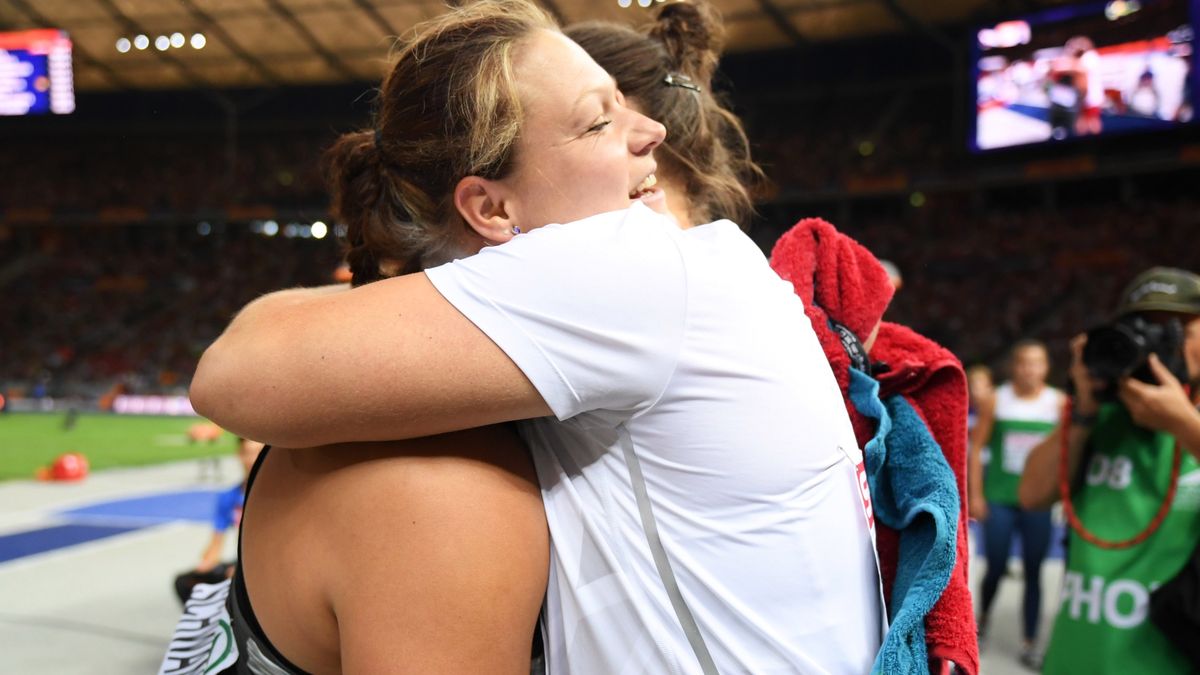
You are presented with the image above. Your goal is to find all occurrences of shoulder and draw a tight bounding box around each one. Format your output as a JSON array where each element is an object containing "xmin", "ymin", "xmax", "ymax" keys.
[
  {"xmin": 473, "ymin": 203, "xmax": 680, "ymax": 261},
  {"xmin": 426, "ymin": 204, "xmax": 686, "ymax": 298}
]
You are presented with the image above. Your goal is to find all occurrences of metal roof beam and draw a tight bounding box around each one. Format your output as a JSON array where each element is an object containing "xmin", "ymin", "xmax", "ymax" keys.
[
  {"xmin": 755, "ymin": 0, "xmax": 808, "ymax": 47},
  {"xmin": 263, "ymin": 0, "xmax": 360, "ymax": 80},
  {"xmin": 877, "ymin": 0, "xmax": 957, "ymax": 53},
  {"xmin": 176, "ymin": 0, "xmax": 285, "ymax": 86},
  {"xmin": 350, "ymin": 0, "xmax": 400, "ymax": 38}
]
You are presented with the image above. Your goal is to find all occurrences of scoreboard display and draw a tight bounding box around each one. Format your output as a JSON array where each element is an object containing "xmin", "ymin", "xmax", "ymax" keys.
[{"xmin": 0, "ymin": 29, "xmax": 75, "ymax": 116}]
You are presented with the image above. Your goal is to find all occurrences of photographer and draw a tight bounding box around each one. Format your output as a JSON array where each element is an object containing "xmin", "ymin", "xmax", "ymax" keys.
[{"xmin": 1019, "ymin": 267, "xmax": 1200, "ymax": 675}]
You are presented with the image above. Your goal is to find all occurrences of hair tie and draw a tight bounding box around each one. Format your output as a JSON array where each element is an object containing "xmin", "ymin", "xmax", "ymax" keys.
[{"xmin": 664, "ymin": 73, "xmax": 701, "ymax": 92}]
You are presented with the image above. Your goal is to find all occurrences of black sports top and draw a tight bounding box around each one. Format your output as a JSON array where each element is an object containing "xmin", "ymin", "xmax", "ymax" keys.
[{"xmin": 228, "ymin": 447, "xmax": 310, "ymax": 675}]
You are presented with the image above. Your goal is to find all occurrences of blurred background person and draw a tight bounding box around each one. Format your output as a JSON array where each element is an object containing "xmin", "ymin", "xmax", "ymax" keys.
[
  {"xmin": 172, "ymin": 437, "xmax": 264, "ymax": 605},
  {"xmin": 968, "ymin": 364, "xmax": 996, "ymax": 438},
  {"xmin": 880, "ymin": 259, "xmax": 903, "ymax": 292},
  {"xmin": 969, "ymin": 339, "xmax": 1064, "ymax": 668},
  {"xmin": 1070, "ymin": 36, "xmax": 1105, "ymax": 135}
]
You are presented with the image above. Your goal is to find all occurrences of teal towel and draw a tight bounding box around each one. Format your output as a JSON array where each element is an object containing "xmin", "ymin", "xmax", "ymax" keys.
[{"xmin": 849, "ymin": 368, "xmax": 960, "ymax": 675}]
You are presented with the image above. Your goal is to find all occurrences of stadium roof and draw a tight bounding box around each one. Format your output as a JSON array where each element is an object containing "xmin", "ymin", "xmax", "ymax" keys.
[{"xmin": 1, "ymin": 0, "xmax": 1011, "ymax": 91}]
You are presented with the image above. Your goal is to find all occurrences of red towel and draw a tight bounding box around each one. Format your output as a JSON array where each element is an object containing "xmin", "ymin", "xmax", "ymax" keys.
[{"xmin": 769, "ymin": 218, "xmax": 979, "ymax": 675}]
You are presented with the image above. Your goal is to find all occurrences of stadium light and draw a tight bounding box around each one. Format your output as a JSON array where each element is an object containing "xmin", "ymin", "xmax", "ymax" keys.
[
  {"xmin": 155, "ymin": 35, "xmax": 170, "ymax": 51},
  {"xmin": 197, "ymin": 222, "xmax": 212, "ymax": 236},
  {"xmin": 191, "ymin": 33, "xmax": 207, "ymax": 49},
  {"xmin": 134, "ymin": 34, "xmax": 149, "ymax": 50},
  {"xmin": 638, "ymin": 0, "xmax": 652, "ymax": 6},
  {"xmin": 311, "ymin": 221, "xmax": 328, "ymax": 239},
  {"xmin": 116, "ymin": 37, "xmax": 131, "ymax": 53},
  {"xmin": 263, "ymin": 220, "xmax": 279, "ymax": 237},
  {"xmin": 170, "ymin": 32, "xmax": 185, "ymax": 49},
  {"xmin": 618, "ymin": 0, "xmax": 632, "ymax": 7}
]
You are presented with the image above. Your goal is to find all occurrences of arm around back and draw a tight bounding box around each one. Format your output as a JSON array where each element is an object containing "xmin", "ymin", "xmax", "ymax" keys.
[
  {"xmin": 191, "ymin": 206, "xmax": 687, "ymax": 448},
  {"xmin": 190, "ymin": 272, "xmax": 550, "ymax": 447},
  {"xmin": 1018, "ymin": 425, "xmax": 1065, "ymax": 510}
]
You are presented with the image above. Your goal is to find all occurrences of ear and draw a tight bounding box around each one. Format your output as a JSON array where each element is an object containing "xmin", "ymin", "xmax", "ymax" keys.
[{"xmin": 454, "ymin": 176, "xmax": 517, "ymax": 243}]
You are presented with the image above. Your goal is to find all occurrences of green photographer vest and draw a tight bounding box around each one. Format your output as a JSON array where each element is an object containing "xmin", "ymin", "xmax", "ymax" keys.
[{"xmin": 1042, "ymin": 404, "xmax": 1200, "ymax": 675}]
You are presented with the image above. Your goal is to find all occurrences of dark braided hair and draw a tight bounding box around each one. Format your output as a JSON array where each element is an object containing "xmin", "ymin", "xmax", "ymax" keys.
[{"xmin": 566, "ymin": 1, "xmax": 765, "ymax": 226}]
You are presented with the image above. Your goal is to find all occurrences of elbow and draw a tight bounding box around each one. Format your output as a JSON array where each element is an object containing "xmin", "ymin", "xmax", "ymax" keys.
[
  {"xmin": 1016, "ymin": 483, "xmax": 1036, "ymax": 511},
  {"xmin": 1017, "ymin": 478, "xmax": 1053, "ymax": 511},
  {"xmin": 190, "ymin": 340, "xmax": 241, "ymax": 432},
  {"xmin": 190, "ymin": 337, "xmax": 314, "ymax": 448},
  {"xmin": 190, "ymin": 339, "xmax": 276, "ymax": 444}
]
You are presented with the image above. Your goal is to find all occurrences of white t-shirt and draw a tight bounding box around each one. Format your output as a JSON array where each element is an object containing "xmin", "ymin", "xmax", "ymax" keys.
[
  {"xmin": 426, "ymin": 203, "xmax": 882, "ymax": 674},
  {"xmin": 991, "ymin": 382, "xmax": 1064, "ymax": 474},
  {"xmin": 994, "ymin": 382, "xmax": 1064, "ymax": 425}
]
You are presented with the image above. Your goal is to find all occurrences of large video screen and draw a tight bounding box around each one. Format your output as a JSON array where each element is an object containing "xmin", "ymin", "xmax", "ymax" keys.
[
  {"xmin": 0, "ymin": 29, "xmax": 75, "ymax": 116},
  {"xmin": 972, "ymin": 0, "xmax": 1197, "ymax": 151}
]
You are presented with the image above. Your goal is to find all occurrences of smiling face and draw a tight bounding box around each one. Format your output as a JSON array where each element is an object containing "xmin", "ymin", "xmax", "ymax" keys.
[
  {"xmin": 1012, "ymin": 343, "xmax": 1050, "ymax": 394},
  {"xmin": 496, "ymin": 30, "xmax": 667, "ymax": 231}
]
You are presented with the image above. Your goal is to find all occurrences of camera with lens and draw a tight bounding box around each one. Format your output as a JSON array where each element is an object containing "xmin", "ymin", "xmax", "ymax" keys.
[{"xmin": 1082, "ymin": 315, "xmax": 1188, "ymax": 399}]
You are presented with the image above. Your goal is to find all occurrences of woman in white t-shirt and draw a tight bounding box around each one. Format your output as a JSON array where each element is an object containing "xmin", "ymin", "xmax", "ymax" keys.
[{"xmin": 192, "ymin": 1, "xmax": 883, "ymax": 673}]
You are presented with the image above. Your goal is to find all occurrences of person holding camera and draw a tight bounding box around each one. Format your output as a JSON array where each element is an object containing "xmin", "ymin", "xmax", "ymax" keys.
[{"xmin": 1019, "ymin": 267, "xmax": 1200, "ymax": 675}]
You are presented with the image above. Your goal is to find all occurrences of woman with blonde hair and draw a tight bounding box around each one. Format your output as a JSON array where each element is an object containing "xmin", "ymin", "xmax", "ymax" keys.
[{"xmin": 187, "ymin": 1, "xmax": 883, "ymax": 673}]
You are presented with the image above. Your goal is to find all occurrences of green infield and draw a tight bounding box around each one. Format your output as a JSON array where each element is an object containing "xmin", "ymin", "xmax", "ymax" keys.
[{"xmin": 0, "ymin": 413, "xmax": 235, "ymax": 481}]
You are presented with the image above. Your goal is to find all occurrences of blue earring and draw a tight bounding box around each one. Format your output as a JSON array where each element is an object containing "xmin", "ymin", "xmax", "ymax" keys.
[{"xmin": 511, "ymin": 226, "xmax": 522, "ymax": 235}]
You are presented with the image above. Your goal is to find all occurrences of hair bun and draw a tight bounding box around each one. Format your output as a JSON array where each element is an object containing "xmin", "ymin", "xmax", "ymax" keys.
[{"xmin": 649, "ymin": 1, "xmax": 724, "ymax": 84}]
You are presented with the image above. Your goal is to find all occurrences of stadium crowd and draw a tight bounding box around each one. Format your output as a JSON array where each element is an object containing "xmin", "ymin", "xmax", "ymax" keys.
[
  {"xmin": 0, "ymin": 225, "xmax": 340, "ymax": 400},
  {"xmin": 2, "ymin": 189, "xmax": 1195, "ymax": 401},
  {"xmin": 2, "ymin": 65, "xmax": 1194, "ymax": 401},
  {"xmin": 0, "ymin": 133, "xmax": 330, "ymax": 213}
]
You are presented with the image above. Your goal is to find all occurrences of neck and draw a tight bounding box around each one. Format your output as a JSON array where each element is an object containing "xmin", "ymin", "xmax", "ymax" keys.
[
  {"xmin": 1014, "ymin": 382, "xmax": 1044, "ymax": 398},
  {"xmin": 659, "ymin": 176, "xmax": 695, "ymax": 230}
]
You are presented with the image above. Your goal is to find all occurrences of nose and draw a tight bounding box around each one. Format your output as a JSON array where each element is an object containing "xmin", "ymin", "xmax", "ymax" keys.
[{"xmin": 628, "ymin": 110, "xmax": 666, "ymax": 157}]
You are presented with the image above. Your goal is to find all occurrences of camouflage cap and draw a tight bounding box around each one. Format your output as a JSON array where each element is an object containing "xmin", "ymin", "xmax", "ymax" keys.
[{"xmin": 1116, "ymin": 267, "xmax": 1200, "ymax": 317}]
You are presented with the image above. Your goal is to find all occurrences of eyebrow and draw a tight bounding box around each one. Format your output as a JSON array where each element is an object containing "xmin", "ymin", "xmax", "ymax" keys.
[{"xmin": 570, "ymin": 77, "xmax": 617, "ymax": 119}]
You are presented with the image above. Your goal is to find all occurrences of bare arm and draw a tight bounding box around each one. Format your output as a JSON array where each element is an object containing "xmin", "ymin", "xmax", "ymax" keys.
[
  {"xmin": 190, "ymin": 273, "xmax": 551, "ymax": 447},
  {"xmin": 1018, "ymin": 423, "xmax": 1093, "ymax": 510},
  {"xmin": 967, "ymin": 398, "xmax": 994, "ymax": 521},
  {"xmin": 1019, "ymin": 334, "xmax": 1097, "ymax": 509},
  {"xmin": 195, "ymin": 531, "xmax": 225, "ymax": 573}
]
